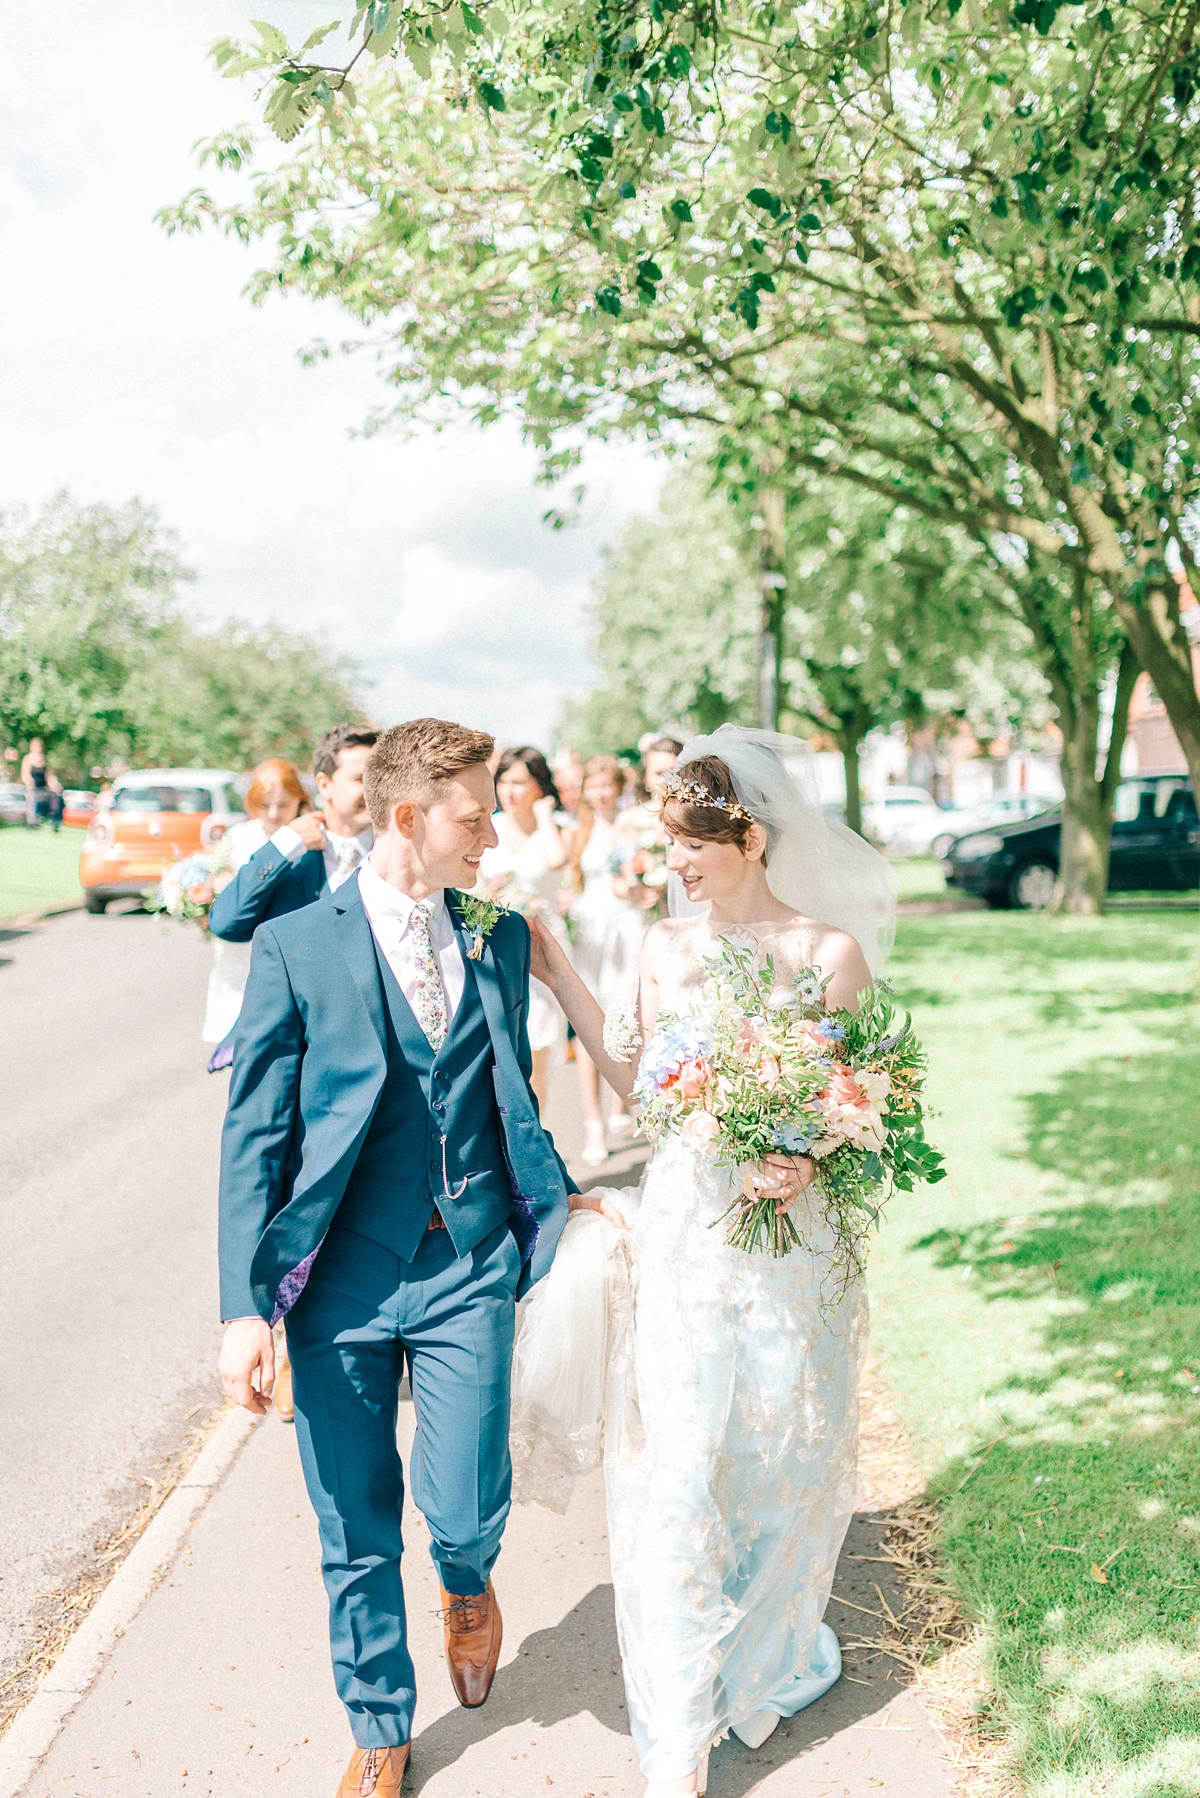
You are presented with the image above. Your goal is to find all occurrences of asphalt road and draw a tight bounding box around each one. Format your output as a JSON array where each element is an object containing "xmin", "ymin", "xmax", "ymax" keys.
[{"xmin": 0, "ymin": 907, "xmax": 228, "ymax": 1677}]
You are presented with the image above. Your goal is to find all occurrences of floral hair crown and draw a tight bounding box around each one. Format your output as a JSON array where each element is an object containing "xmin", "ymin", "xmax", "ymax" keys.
[{"xmin": 658, "ymin": 768, "xmax": 755, "ymax": 825}]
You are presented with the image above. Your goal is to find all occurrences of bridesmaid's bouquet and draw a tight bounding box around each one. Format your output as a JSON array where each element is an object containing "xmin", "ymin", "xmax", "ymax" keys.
[
  {"xmin": 610, "ymin": 830, "xmax": 670, "ymax": 911},
  {"xmin": 634, "ymin": 934, "xmax": 945, "ymax": 1263},
  {"xmin": 145, "ymin": 848, "xmax": 233, "ymax": 930}
]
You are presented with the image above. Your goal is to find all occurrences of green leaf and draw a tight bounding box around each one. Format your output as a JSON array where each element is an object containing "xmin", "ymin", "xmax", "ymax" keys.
[
  {"xmin": 251, "ymin": 20, "xmax": 289, "ymax": 57},
  {"xmin": 478, "ymin": 80, "xmax": 505, "ymax": 112},
  {"xmin": 596, "ymin": 283, "xmax": 623, "ymax": 316},
  {"xmin": 670, "ymin": 198, "xmax": 694, "ymax": 222},
  {"xmin": 300, "ymin": 21, "xmax": 340, "ymax": 53},
  {"xmin": 460, "ymin": 3, "xmax": 486, "ymax": 35},
  {"xmin": 748, "ymin": 187, "xmax": 783, "ymax": 219}
]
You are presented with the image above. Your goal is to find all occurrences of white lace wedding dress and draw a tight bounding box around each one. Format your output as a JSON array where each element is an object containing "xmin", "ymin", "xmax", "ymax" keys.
[{"xmin": 511, "ymin": 920, "xmax": 867, "ymax": 1783}]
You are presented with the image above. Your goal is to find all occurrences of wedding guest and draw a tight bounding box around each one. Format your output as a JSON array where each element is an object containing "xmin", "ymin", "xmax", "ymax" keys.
[
  {"xmin": 479, "ymin": 747, "xmax": 568, "ymax": 1114},
  {"xmin": 20, "ymin": 738, "xmax": 61, "ymax": 828},
  {"xmin": 208, "ymin": 727, "xmax": 376, "ymax": 1426},
  {"xmin": 551, "ymin": 750, "xmax": 584, "ymax": 823},
  {"xmin": 566, "ymin": 753, "xmax": 649, "ymax": 1164},
  {"xmin": 201, "ymin": 758, "xmax": 313, "ymax": 1049},
  {"xmin": 208, "ymin": 722, "xmax": 377, "ymax": 946},
  {"xmin": 612, "ymin": 737, "xmax": 684, "ymax": 922},
  {"xmin": 638, "ymin": 736, "xmax": 685, "ymax": 810}
]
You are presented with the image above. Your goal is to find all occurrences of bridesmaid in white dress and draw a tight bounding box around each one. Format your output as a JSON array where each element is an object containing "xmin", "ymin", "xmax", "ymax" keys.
[
  {"xmin": 201, "ymin": 758, "xmax": 313, "ymax": 1044},
  {"xmin": 567, "ymin": 753, "xmax": 652, "ymax": 1165},
  {"xmin": 478, "ymin": 746, "xmax": 568, "ymax": 1113},
  {"xmin": 519, "ymin": 728, "xmax": 897, "ymax": 1797}
]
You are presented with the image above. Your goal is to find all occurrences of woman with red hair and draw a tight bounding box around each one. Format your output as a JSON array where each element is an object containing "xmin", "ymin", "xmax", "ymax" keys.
[{"xmin": 201, "ymin": 758, "xmax": 312, "ymax": 1047}]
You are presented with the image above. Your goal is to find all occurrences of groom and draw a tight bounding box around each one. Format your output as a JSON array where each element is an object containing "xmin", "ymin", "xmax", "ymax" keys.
[{"xmin": 218, "ymin": 718, "xmax": 577, "ymax": 1797}]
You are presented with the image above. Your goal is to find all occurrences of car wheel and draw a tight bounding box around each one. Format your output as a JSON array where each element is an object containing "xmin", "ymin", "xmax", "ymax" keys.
[
  {"xmin": 83, "ymin": 890, "xmax": 109, "ymax": 914},
  {"xmin": 1007, "ymin": 861, "xmax": 1057, "ymax": 910}
]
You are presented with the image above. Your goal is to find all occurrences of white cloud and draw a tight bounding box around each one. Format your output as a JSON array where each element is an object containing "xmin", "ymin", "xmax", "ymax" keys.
[{"xmin": 0, "ymin": 0, "xmax": 663, "ymax": 748}]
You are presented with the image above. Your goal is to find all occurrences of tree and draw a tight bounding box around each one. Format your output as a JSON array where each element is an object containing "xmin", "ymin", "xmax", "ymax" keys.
[
  {"xmin": 770, "ymin": 480, "xmax": 1052, "ymax": 836},
  {"xmin": 563, "ymin": 472, "xmax": 759, "ymax": 754},
  {"xmin": 0, "ymin": 492, "xmax": 364, "ymax": 780},
  {"xmin": 0, "ymin": 492, "xmax": 186, "ymax": 778},
  {"xmin": 578, "ymin": 460, "xmax": 1045, "ymax": 832},
  {"xmin": 165, "ymin": 0, "xmax": 1200, "ymax": 905}
]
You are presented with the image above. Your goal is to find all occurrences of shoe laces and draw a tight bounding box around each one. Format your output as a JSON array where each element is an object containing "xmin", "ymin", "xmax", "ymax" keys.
[
  {"xmin": 442, "ymin": 1592, "xmax": 487, "ymax": 1635},
  {"xmin": 357, "ymin": 1748, "xmax": 385, "ymax": 1795}
]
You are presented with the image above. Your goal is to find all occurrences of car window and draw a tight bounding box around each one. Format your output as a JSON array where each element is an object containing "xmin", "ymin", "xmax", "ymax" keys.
[
  {"xmin": 222, "ymin": 785, "xmax": 245, "ymax": 813},
  {"xmin": 112, "ymin": 786, "xmax": 211, "ymax": 813},
  {"xmin": 1112, "ymin": 783, "xmax": 1150, "ymax": 823},
  {"xmin": 1152, "ymin": 777, "xmax": 1188, "ymax": 818},
  {"xmin": 1112, "ymin": 778, "xmax": 1193, "ymax": 823}
]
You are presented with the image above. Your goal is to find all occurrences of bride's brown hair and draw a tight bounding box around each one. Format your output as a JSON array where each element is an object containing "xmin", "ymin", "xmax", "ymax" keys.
[{"xmin": 659, "ymin": 755, "xmax": 768, "ymax": 866}]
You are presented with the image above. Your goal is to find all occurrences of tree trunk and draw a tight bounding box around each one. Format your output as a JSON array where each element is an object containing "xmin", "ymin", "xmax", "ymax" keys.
[
  {"xmin": 1113, "ymin": 582, "xmax": 1200, "ymax": 802},
  {"xmin": 835, "ymin": 712, "xmax": 869, "ymax": 837},
  {"xmin": 1051, "ymin": 680, "xmax": 1111, "ymax": 916}
]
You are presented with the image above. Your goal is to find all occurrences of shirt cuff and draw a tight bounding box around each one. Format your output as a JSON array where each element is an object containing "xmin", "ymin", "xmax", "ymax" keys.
[{"xmin": 270, "ymin": 826, "xmax": 307, "ymax": 864}]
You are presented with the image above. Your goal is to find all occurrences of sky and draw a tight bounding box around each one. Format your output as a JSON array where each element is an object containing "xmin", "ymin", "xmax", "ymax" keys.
[{"xmin": 0, "ymin": 3, "xmax": 662, "ymax": 747}]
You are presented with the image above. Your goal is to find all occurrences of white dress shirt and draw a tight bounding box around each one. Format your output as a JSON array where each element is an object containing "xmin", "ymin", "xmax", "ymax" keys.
[
  {"xmin": 356, "ymin": 861, "xmax": 467, "ymax": 1024},
  {"xmin": 272, "ymin": 822, "xmax": 374, "ymax": 891}
]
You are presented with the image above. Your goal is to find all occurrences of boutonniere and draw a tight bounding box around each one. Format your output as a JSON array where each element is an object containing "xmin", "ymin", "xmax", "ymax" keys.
[{"xmin": 454, "ymin": 891, "xmax": 510, "ymax": 961}]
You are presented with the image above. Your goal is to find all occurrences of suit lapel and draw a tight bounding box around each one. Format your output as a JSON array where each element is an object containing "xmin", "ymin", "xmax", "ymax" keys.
[
  {"xmin": 332, "ymin": 875, "xmax": 387, "ymax": 1055},
  {"xmin": 449, "ymin": 895, "xmax": 516, "ymax": 1057},
  {"xmin": 303, "ymin": 848, "xmax": 328, "ymax": 901}
]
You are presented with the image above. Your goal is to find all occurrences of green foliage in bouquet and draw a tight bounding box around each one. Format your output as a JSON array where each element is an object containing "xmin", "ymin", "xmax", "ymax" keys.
[{"xmin": 635, "ymin": 935, "xmax": 945, "ymax": 1267}]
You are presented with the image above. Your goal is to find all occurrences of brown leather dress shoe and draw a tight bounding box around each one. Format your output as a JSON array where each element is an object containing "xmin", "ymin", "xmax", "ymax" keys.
[
  {"xmin": 336, "ymin": 1745, "xmax": 409, "ymax": 1796},
  {"xmin": 440, "ymin": 1579, "xmax": 502, "ymax": 1707},
  {"xmin": 273, "ymin": 1353, "xmax": 294, "ymax": 1423}
]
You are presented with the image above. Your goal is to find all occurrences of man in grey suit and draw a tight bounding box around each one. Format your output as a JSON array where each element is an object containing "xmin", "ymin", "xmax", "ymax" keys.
[{"xmin": 218, "ymin": 719, "xmax": 578, "ymax": 1797}]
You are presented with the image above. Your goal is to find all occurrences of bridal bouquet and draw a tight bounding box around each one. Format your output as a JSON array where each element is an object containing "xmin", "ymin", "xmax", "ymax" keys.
[
  {"xmin": 145, "ymin": 848, "xmax": 233, "ymax": 930},
  {"xmin": 633, "ymin": 935, "xmax": 945, "ymax": 1264}
]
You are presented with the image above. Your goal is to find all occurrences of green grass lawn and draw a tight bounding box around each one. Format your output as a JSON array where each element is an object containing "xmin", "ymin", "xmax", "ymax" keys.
[
  {"xmin": 873, "ymin": 908, "xmax": 1200, "ymax": 1795},
  {"xmin": 0, "ymin": 824, "xmax": 85, "ymax": 918},
  {"xmin": 891, "ymin": 854, "xmax": 950, "ymax": 902}
]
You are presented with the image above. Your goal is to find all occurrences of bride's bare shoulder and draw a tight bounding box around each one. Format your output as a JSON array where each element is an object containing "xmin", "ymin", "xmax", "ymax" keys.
[{"xmin": 642, "ymin": 917, "xmax": 696, "ymax": 959}]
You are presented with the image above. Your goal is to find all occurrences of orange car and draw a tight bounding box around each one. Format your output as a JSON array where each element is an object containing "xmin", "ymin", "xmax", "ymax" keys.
[{"xmin": 79, "ymin": 768, "xmax": 244, "ymax": 914}]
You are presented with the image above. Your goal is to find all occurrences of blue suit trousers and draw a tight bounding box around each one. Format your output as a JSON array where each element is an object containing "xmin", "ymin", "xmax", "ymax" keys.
[{"xmin": 285, "ymin": 1219, "xmax": 521, "ymax": 1747}]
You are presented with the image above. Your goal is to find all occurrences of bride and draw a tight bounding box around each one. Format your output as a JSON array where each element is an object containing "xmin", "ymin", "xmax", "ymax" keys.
[{"xmin": 523, "ymin": 726, "xmax": 896, "ymax": 1797}]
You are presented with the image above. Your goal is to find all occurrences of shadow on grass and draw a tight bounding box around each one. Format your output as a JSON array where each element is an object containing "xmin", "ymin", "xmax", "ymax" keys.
[{"xmin": 913, "ymin": 1040, "xmax": 1200, "ymax": 1788}]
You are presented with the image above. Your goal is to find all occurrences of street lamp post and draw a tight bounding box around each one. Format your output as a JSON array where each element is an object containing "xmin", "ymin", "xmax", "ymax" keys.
[{"xmin": 756, "ymin": 487, "xmax": 788, "ymax": 731}]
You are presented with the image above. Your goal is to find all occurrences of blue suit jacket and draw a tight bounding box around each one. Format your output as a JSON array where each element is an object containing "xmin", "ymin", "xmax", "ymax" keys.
[
  {"xmin": 218, "ymin": 876, "xmax": 577, "ymax": 1323},
  {"xmin": 209, "ymin": 839, "xmax": 327, "ymax": 942}
]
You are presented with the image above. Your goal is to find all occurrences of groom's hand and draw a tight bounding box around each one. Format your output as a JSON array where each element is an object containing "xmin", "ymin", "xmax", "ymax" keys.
[
  {"xmin": 570, "ymin": 1190, "xmax": 629, "ymax": 1230},
  {"xmin": 219, "ymin": 1318, "xmax": 276, "ymax": 1414}
]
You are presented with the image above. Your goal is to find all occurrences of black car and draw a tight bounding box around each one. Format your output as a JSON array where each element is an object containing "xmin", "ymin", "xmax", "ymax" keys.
[{"xmin": 944, "ymin": 773, "xmax": 1200, "ymax": 909}]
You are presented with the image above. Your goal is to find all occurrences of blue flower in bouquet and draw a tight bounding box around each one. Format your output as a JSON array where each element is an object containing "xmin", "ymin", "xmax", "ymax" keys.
[
  {"xmin": 635, "ymin": 1015, "xmax": 711, "ymax": 1096},
  {"xmin": 176, "ymin": 853, "xmax": 214, "ymax": 889},
  {"xmin": 773, "ymin": 1121, "xmax": 815, "ymax": 1155},
  {"xmin": 817, "ymin": 1018, "xmax": 847, "ymax": 1041}
]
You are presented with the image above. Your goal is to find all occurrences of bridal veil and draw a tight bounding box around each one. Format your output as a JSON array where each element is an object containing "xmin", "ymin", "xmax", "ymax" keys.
[{"xmin": 668, "ymin": 724, "xmax": 896, "ymax": 979}]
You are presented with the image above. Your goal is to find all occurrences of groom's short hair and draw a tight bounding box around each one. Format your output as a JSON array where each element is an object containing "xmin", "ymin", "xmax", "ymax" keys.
[{"xmin": 365, "ymin": 718, "xmax": 495, "ymax": 830}]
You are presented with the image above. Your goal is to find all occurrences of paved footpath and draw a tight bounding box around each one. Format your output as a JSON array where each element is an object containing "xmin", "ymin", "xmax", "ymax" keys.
[{"xmin": 10, "ymin": 1060, "xmax": 955, "ymax": 1798}]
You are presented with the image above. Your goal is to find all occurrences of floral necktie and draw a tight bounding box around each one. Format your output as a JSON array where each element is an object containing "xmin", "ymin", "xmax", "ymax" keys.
[
  {"xmin": 329, "ymin": 837, "xmax": 364, "ymax": 892},
  {"xmin": 409, "ymin": 900, "xmax": 448, "ymax": 1051}
]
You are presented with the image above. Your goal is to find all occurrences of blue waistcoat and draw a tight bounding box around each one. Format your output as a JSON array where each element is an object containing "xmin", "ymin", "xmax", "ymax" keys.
[{"xmin": 335, "ymin": 934, "xmax": 512, "ymax": 1262}]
